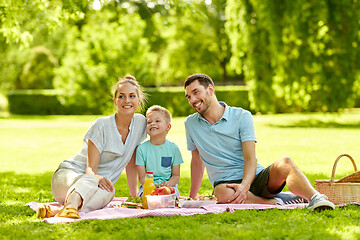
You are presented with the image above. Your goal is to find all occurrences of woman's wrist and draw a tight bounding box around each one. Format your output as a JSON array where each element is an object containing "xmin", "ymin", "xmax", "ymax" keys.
[{"xmin": 95, "ymin": 174, "xmax": 103, "ymax": 181}]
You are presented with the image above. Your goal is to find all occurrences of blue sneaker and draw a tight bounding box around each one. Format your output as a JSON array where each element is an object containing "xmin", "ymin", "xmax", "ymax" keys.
[{"xmin": 308, "ymin": 194, "xmax": 335, "ymax": 211}]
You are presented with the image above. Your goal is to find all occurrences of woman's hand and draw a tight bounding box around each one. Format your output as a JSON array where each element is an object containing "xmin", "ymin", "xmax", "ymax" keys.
[{"xmin": 98, "ymin": 177, "xmax": 115, "ymax": 192}]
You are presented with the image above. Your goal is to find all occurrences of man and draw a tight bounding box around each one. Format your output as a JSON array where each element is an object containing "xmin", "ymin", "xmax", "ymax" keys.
[{"xmin": 184, "ymin": 73, "xmax": 334, "ymax": 210}]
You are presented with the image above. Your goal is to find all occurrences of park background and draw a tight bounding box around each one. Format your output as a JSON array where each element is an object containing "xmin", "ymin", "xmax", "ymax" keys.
[
  {"xmin": 1, "ymin": 0, "xmax": 360, "ymax": 239},
  {"xmin": 1, "ymin": 0, "xmax": 360, "ymax": 115}
]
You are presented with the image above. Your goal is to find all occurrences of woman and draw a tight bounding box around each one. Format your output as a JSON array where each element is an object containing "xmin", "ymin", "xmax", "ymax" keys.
[{"xmin": 37, "ymin": 74, "xmax": 147, "ymax": 219}]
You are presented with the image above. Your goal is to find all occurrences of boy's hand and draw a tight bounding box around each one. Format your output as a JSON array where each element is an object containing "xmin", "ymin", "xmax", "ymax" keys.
[{"xmin": 160, "ymin": 181, "xmax": 170, "ymax": 187}]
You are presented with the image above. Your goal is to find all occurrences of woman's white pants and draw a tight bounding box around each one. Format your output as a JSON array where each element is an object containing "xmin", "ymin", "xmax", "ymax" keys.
[{"xmin": 51, "ymin": 168, "xmax": 115, "ymax": 212}]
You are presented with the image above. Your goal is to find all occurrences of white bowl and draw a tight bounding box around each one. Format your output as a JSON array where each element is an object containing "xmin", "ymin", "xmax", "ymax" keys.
[{"xmin": 146, "ymin": 194, "xmax": 177, "ymax": 209}]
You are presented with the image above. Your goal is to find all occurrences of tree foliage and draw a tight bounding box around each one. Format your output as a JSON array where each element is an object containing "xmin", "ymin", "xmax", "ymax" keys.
[
  {"xmin": 1, "ymin": 0, "xmax": 359, "ymax": 113},
  {"xmin": 226, "ymin": 0, "xmax": 360, "ymax": 112},
  {"xmin": 0, "ymin": 0, "xmax": 89, "ymax": 46},
  {"xmin": 157, "ymin": 0, "xmax": 233, "ymax": 84},
  {"xmin": 19, "ymin": 46, "xmax": 58, "ymax": 89},
  {"xmin": 54, "ymin": 9, "xmax": 156, "ymax": 114}
]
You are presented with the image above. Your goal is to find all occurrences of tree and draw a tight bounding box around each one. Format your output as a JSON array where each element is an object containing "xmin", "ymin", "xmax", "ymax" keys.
[
  {"xmin": 226, "ymin": 0, "xmax": 276, "ymax": 112},
  {"xmin": 0, "ymin": 0, "xmax": 90, "ymax": 46},
  {"xmin": 19, "ymin": 46, "xmax": 58, "ymax": 89},
  {"xmin": 54, "ymin": 9, "xmax": 156, "ymax": 114},
  {"xmin": 158, "ymin": 0, "xmax": 234, "ymax": 85},
  {"xmin": 226, "ymin": 0, "xmax": 360, "ymax": 112},
  {"xmin": 0, "ymin": 0, "xmax": 90, "ymax": 90}
]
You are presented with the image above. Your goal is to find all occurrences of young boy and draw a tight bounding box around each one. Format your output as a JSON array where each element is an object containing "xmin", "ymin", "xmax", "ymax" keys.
[{"xmin": 136, "ymin": 105, "xmax": 184, "ymax": 197}]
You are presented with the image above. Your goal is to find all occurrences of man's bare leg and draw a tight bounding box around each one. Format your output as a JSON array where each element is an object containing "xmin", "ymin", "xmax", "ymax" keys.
[{"xmin": 268, "ymin": 156, "xmax": 316, "ymax": 201}]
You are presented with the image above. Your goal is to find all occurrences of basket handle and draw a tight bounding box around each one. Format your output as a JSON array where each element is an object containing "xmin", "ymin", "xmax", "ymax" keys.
[{"xmin": 330, "ymin": 154, "xmax": 357, "ymax": 183}]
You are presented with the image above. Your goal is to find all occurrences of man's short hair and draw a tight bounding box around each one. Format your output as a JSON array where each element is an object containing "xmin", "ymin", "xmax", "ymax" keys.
[
  {"xmin": 146, "ymin": 105, "xmax": 172, "ymax": 123},
  {"xmin": 184, "ymin": 73, "xmax": 215, "ymax": 89}
]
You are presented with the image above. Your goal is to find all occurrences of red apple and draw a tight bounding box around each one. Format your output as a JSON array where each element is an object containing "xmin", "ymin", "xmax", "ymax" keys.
[
  {"xmin": 158, "ymin": 186, "xmax": 171, "ymax": 195},
  {"xmin": 169, "ymin": 187, "xmax": 175, "ymax": 194},
  {"xmin": 158, "ymin": 187, "xmax": 167, "ymax": 195},
  {"xmin": 150, "ymin": 188, "xmax": 159, "ymax": 195},
  {"xmin": 163, "ymin": 186, "xmax": 172, "ymax": 194}
]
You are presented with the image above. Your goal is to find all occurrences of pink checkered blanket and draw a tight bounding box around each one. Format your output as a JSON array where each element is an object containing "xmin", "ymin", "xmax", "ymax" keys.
[{"xmin": 26, "ymin": 197, "xmax": 309, "ymax": 224}]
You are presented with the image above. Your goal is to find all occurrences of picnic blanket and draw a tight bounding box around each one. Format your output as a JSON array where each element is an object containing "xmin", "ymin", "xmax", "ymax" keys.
[{"xmin": 26, "ymin": 197, "xmax": 308, "ymax": 224}]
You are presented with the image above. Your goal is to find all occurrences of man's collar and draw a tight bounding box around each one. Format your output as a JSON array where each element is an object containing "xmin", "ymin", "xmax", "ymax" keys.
[
  {"xmin": 196, "ymin": 101, "xmax": 229, "ymax": 122},
  {"xmin": 219, "ymin": 101, "xmax": 229, "ymax": 121}
]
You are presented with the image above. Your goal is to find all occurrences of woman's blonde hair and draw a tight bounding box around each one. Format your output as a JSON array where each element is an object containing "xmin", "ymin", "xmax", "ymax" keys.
[{"xmin": 114, "ymin": 74, "xmax": 147, "ymax": 112}]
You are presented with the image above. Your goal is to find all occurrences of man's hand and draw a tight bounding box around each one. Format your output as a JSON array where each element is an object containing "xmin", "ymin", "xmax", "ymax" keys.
[
  {"xmin": 98, "ymin": 177, "xmax": 115, "ymax": 192},
  {"xmin": 226, "ymin": 183, "xmax": 248, "ymax": 204}
]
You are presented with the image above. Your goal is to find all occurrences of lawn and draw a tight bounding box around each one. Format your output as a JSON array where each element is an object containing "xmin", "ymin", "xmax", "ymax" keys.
[{"xmin": 1, "ymin": 110, "xmax": 360, "ymax": 239}]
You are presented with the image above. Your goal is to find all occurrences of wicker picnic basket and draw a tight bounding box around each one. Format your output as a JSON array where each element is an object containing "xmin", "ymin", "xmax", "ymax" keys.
[{"xmin": 315, "ymin": 154, "xmax": 360, "ymax": 205}]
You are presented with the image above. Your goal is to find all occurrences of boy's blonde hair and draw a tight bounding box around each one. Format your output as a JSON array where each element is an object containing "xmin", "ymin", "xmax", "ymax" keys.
[{"xmin": 146, "ymin": 105, "xmax": 172, "ymax": 123}]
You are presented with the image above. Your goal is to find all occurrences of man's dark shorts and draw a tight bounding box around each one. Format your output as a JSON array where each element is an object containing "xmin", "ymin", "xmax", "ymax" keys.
[{"xmin": 213, "ymin": 165, "xmax": 286, "ymax": 198}]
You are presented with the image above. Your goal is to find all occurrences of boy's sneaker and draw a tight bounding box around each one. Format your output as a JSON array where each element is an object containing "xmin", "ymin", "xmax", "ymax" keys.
[{"xmin": 308, "ymin": 194, "xmax": 335, "ymax": 211}]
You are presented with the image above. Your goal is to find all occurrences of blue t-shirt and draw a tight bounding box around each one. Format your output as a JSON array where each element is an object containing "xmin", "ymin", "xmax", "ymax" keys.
[
  {"xmin": 136, "ymin": 140, "xmax": 184, "ymax": 185},
  {"xmin": 184, "ymin": 102, "xmax": 264, "ymax": 186}
]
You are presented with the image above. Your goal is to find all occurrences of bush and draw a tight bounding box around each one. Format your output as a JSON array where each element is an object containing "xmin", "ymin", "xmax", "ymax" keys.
[
  {"xmin": 7, "ymin": 87, "xmax": 250, "ymax": 116},
  {"xmin": 144, "ymin": 86, "xmax": 250, "ymax": 117},
  {"xmin": 19, "ymin": 46, "xmax": 58, "ymax": 89},
  {"xmin": 144, "ymin": 87, "xmax": 193, "ymax": 117},
  {"xmin": 7, "ymin": 90, "xmax": 64, "ymax": 115},
  {"xmin": 0, "ymin": 92, "xmax": 8, "ymax": 112},
  {"xmin": 215, "ymin": 85, "xmax": 250, "ymax": 111},
  {"xmin": 7, "ymin": 90, "xmax": 100, "ymax": 115}
]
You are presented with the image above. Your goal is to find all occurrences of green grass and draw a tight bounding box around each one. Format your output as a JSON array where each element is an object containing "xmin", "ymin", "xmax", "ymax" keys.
[{"xmin": 1, "ymin": 110, "xmax": 360, "ymax": 239}]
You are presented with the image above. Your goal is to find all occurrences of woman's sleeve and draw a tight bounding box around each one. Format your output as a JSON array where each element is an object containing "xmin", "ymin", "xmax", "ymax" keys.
[
  {"xmin": 135, "ymin": 114, "xmax": 147, "ymax": 145},
  {"xmin": 84, "ymin": 119, "xmax": 104, "ymax": 153}
]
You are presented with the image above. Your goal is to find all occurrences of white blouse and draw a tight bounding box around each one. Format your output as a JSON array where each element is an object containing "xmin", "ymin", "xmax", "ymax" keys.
[{"xmin": 59, "ymin": 113, "xmax": 146, "ymax": 184}]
